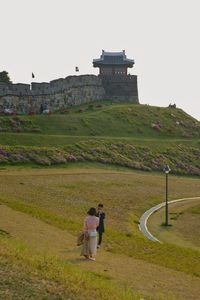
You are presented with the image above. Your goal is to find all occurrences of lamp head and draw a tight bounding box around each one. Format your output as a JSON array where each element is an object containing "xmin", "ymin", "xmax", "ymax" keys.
[{"xmin": 163, "ymin": 165, "xmax": 171, "ymax": 174}]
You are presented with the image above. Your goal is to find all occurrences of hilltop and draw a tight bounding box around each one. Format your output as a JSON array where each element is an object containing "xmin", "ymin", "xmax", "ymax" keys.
[{"xmin": 1, "ymin": 102, "xmax": 199, "ymax": 138}]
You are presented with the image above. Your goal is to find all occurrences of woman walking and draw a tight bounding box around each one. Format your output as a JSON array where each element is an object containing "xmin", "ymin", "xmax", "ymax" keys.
[{"xmin": 81, "ymin": 207, "xmax": 99, "ymax": 261}]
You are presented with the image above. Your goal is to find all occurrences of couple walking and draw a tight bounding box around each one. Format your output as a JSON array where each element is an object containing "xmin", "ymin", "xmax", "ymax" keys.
[{"xmin": 81, "ymin": 204, "xmax": 105, "ymax": 261}]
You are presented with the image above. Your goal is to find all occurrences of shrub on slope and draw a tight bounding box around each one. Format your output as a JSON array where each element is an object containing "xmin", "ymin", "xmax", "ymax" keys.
[{"xmin": 0, "ymin": 141, "xmax": 199, "ymax": 176}]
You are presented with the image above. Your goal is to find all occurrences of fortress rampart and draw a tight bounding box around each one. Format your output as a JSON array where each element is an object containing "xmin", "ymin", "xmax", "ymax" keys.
[
  {"xmin": 100, "ymin": 75, "xmax": 138, "ymax": 103},
  {"xmin": 0, "ymin": 74, "xmax": 139, "ymax": 114}
]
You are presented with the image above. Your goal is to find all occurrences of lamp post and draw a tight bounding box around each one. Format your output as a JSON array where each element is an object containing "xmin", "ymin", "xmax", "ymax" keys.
[{"xmin": 163, "ymin": 165, "xmax": 171, "ymax": 226}]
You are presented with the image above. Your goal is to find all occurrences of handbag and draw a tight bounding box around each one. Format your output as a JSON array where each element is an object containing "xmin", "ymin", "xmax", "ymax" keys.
[{"xmin": 77, "ymin": 232, "xmax": 84, "ymax": 246}]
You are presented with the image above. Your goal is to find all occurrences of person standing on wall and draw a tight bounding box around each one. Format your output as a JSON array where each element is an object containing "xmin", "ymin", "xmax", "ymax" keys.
[{"xmin": 96, "ymin": 204, "xmax": 105, "ymax": 248}]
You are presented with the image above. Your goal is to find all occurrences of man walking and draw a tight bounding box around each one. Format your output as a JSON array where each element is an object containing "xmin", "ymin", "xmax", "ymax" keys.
[{"xmin": 96, "ymin": 204, "xmax": 105, "ymax": 248}]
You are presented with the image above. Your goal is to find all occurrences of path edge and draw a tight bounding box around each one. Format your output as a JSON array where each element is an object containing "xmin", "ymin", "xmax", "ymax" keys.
[{"xmin": 138, "ymin": 197, "xmax": 200, "ymax": 243}]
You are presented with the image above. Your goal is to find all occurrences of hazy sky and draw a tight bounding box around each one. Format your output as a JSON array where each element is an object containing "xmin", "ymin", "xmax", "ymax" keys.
[{"xmin": 1, "ymin": 0, "xmax": 200, "ymax": 120}]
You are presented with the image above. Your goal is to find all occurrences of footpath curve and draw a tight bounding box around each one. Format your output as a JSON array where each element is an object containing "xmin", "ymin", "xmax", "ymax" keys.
[{"xmin": 139, "ymin": 197, "xmax": 200, "ymax": 243}]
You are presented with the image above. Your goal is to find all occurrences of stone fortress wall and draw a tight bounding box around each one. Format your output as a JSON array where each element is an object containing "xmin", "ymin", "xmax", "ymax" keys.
[
  {"xmin": 0, "ymin": 74, "xmax": 139, "ymax": 114},
  {"xmin": 100, "ymin": 75, "xmax": 138, "ymax": 103}
]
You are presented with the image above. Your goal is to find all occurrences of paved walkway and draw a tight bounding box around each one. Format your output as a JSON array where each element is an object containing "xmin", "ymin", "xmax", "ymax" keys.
[{"xmin": 139, "ymin": 197, "xmax": 200, "ymax": 242}]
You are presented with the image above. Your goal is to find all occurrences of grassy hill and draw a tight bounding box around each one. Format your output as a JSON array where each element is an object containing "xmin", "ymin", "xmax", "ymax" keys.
[
  {"xmin": 0, "ymin": 102, "xmax": 199, "ymax": 139},
  {"xmin": 0, "ymin": 102, "xmax": 200, "ymax": 299},
  {"xmin": 0, "ymin": 102, "xmax": 199, "ymax": 176}
]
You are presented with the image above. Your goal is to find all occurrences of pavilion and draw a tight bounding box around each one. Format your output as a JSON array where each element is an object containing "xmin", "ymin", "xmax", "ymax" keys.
[{"xmin": 93, "ymin": 50, "xmax": 135, "ymax": 76}]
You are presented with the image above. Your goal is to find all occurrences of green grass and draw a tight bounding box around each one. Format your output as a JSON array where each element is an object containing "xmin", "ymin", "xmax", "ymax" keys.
[
  {"xmin": 0, "ymin": 102, "xmax": 199, "ymax": 298},
  {"xmin": 0, "ymin": 167, "xmax": 199, "ymax": 277},
  {"xmin": 0, "ymin": 236, "xmax": 141, "ymax": 300},
  {"xmin": 2, "ymin": 199, "xmax": 200, "ymax": 278},
  {"xmin": 0, "ymin": 139, "xmax": 199, "ymax": 175},
  {"xmin": 0, "ymin": 102, "xmax": 199, "ymax": 176},
  {"xmin": 0, "ymin": 102, "xmax": 199, "ymax": 139},
  {"xmin": 148, "ymin": 199, "xmax": 200, "ymax": 251},
  {"xmin": 0, "ymin": 132, "xmax": 200, "ymax": 148},
  {"xmin": 28, "ymin": 104, "xmax": 200, "ymax": 137},
  {"xmin": 0, "ymin": 166, "xmax": 200, "ymax": 299},
  {"xmin": 0, "ymin": 199, "xmax": 80, "ymax": 232},
  {"xmin": 190, "ymin": 204, "xmax": 200, "ymax": 214}
]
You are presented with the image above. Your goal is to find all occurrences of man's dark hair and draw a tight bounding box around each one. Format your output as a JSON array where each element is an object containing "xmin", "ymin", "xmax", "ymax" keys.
[
  {"xmin": 87, "ymin": 207, "xmax": 97, "ymax": 216},
  {"xmin": 98, "ymin": 203, "xmax": 103, "ymax": 208}
]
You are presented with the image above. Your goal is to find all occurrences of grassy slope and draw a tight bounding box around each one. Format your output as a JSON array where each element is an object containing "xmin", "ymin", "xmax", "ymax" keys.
[
  {"xmin": 0, "ymin": 168, "xmax": 199, "ymax": 267},
  {"xmin": 0, "ymin": 167, "xmax": 200, "ymax": 299},
  {"xmin": 0, "ymin": 102, "xmax": 200, "ymax": 298},
  {"xmin": 0, "ymin": 203, "xmax": 140, "ymax": 300},
  {"xmin": 0, "ymin": 102, "xmax": 200, "ymax": 140},
  {"xmin": 0, "ymin": 102, "xmax": 199, "ymax": 176},
  {"xmin": 31, "ymin": 104, "xmax": 200, "ymax": 137}
]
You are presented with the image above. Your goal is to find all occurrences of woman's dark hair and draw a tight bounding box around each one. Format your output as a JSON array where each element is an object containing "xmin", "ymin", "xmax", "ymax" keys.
[
  {"xmin": 98, "ymin": 203, "xmax": 103, "ymax": 208},
  {"xmin": 87, "ymin": 207, "xmax": 97, "ymax": 216}
]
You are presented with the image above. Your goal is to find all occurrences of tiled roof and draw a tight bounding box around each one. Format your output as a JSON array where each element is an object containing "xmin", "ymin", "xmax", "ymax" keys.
[{"xmin": 93, "ymin": 50, "xmax": 134, "ymax": 66}]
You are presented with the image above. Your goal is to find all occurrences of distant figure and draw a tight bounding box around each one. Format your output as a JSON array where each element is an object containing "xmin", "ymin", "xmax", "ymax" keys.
[
  {"xmin": 43, "ymin": 109, "xmax": 50, "ymax": 114},
  {"xmin": 40, "ymin": 104, "xmax": 43, "ymax": 114},
  {"xmin": 81, "ymin": 207, "xmax": 99, "ymax": 261},
  {"xmin": 42, "ymin": 103, "xmax": 50, "ymax": 114},
  {"xmin": 169, "ymin": 103, "xmax": 176, "ymax": 108},
  {"xmin": 96, "ymin": 203, "xmax": 105, "ymax": 248}
]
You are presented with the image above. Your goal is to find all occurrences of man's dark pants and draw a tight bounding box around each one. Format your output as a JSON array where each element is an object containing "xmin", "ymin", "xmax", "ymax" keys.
[{"xmin": 98, "ymin": 232, "xmax": 103, "ymax": 245}]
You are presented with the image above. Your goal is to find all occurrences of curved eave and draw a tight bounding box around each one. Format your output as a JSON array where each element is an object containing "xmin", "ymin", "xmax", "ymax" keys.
[{"xmin": 93, "ymin": 62, "xmax": 134, "ymax": 68}]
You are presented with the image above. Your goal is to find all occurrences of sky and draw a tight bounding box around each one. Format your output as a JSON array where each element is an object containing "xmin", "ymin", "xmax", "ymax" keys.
[{"xmin": 0, "ymin": 0, "xmax": 200, "ymax": 120}]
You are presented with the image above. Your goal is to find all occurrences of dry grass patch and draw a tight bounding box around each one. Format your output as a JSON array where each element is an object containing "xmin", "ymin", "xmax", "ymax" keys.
[
  {"xmin": 1, "ymin": 206, "xmax": 200, "ymax": 300},
  {"xmin": 0, "ymin": 167, "xmax": 200, "ymax": 277},
  {"xmin": 0, "ymin": 236, "xmax": 142, "ymax": 300}
]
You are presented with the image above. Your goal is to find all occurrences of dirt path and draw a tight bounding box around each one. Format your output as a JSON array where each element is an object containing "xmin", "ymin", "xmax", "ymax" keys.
[{"xmin": 0, "ymin": 204, "xmax": 200, "ymax": 300}]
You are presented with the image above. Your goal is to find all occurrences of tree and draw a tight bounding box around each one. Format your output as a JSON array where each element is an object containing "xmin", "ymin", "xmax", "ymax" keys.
[{"xmin": 0, "ymin": 71, "xmax": 12, "ymax": 84}]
